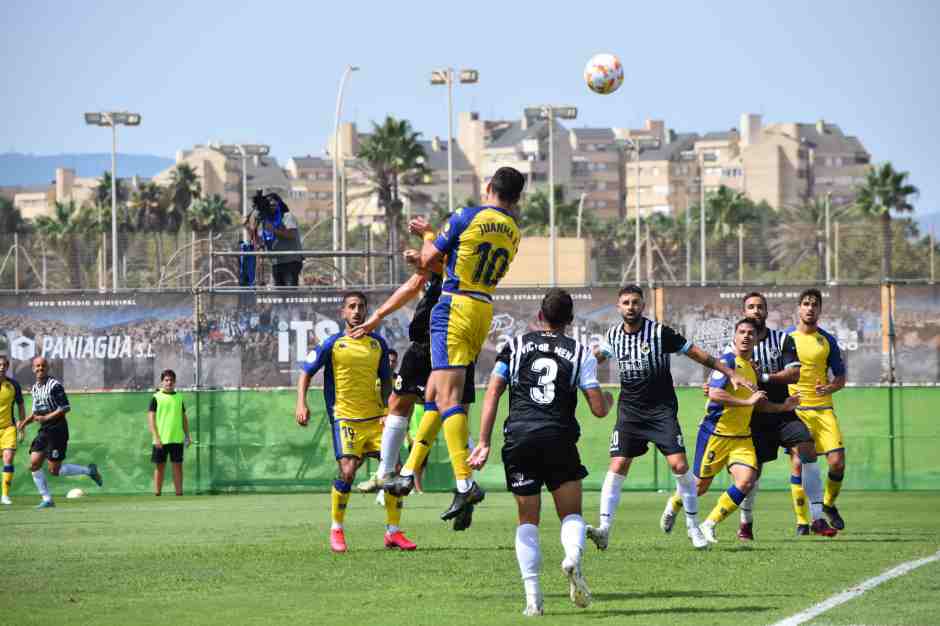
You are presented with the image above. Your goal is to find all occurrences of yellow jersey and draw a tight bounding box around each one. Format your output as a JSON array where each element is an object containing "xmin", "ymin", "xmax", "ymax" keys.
[
  {"xmin": 702, "ymin": 351, "xmax": 758, "ymax": 437},
  {"xmin": 432, "ymin": 205, "xmax": 521, "ymax": 301},
  {"xmin": 785, "ymin": 326, "xmax": 846, "ymax": 409},
  {"xmin": 301, "ymin": 332, "xmax": 391, "ymax": 421},
  {"xmin": 0, "ymin": 378, "xmax": 23, "ymax": 430}
]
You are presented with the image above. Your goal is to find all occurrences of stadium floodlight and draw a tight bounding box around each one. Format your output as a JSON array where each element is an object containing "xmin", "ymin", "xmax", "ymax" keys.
[
  {"xmin": 210, "ymin": 143, "xmax": 272, "ymax": 239},
  {"xmin": 83, "ymin": 110, "xmax": 142, "ymax": 291},
  {"xmin": 527, "ymin": 104, "xmax": 578, "ymax": 286},
  {"xmin": 431, "ymin": 67, "xmax": 480, "ymax": 215}
]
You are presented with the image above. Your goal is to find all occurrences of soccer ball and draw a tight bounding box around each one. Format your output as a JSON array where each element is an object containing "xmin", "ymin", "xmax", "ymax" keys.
[
  {"xmin": 584, "ymin": 53, "xmax": 624, "ymax": 95},
  {"xmin": 66, "ymin": 488, "xmax": 85, "ymax": 499}
]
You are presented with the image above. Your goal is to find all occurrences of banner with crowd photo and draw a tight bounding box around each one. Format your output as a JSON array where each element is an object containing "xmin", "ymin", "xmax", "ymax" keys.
[
  {"xmin": 0, "ymin": 292, "xmax": 195, "ymax": 391},
  {"xmin": 893, "ymin": 285, "xmax": 940, "ymax": 383},
  {"xmin": 661, "ymin": 285, "xmax": 884, "ymax": 385},
  {"xmin": 196, "ymin": 287, "xmax": 624, "ymax": 389}
]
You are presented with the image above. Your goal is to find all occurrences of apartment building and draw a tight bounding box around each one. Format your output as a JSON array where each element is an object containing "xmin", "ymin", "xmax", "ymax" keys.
[
  {"xmin": 569, "ymin": 127, "xmax": 624, "ymax": 220},
  {"xmin": 153, "ymin": 145, "xmax": 289, "ymax": 218},
  {"xmin": 12, "ymin": 168, "xmax": 143, "ymax": 220},
  {"xmin": 620, "ymin": 113, "xmax": 871, "ymax": 218}
]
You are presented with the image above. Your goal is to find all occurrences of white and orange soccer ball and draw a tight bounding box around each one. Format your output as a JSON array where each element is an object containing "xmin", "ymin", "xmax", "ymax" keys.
[{"xmin": 584, "ymin": 53, "xmax": 624, "ymax": 95}]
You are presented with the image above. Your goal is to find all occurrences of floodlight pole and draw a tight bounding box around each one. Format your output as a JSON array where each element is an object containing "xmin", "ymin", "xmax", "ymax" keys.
[
  {"xmin": 111, "ymin": 120, "xmax": 118, "ymax": 291},
  {"xmin": 548, "ymin": 106, "xmax": 556, "ymax": 286},
  {"xmin": 700, "ymin": 152, "xmax": 706, "ymax": 286},
  {"xmin": 85, "ymin": 111, "xmax": 141, "ymax": 291},
  {"xmin": 333, "ymin": 65, "xmax": 358, "ymax": 284},
  {"xmin": 432, "ymin": 68, "xmax": 478, "ymax": 215}
]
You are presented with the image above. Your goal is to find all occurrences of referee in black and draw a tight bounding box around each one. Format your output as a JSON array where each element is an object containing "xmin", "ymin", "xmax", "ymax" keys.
[
  {"xmin": 468, "ymin": 289, "xmax": 612, "ymax": 616},
  {"xmin": 22, "ymin": 357, "xmax": 102, "ymax": 508}
]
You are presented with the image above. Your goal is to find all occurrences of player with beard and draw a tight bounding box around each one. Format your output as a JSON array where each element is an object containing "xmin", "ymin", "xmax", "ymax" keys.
[
  {"xmin": 295, "ymin": 292, "xmax": 416, "ymax": 552},
  {"xmin": 786, "ymin": 289, "xmax": 848, "ymax": 532},
  {"xmin": 586, "ymin": 285, "xmax": 754, "ymax": 551}
]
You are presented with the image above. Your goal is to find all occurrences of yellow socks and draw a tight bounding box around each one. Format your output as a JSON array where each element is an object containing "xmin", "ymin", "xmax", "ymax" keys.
[
  {"xmin": 331, "ymin": 480, "xmax": 351, "ymax": 526},
  {"xmin": 384, "ymin": 492, "xmax": 403, "ymax": 527},
  {"xmin": 1, "ymin": 465, "xmax": 12, "ymax": 498},
  {"xmin": 669, "ymin": 491, "xmax": 683, "ymax": 512},
  {"xmin": 706, "ymin": 485, "xmax": 746, "ymax": 524},
  {"xmin": 442, "ymin": 406, "xmax": 472, "ymax": 481},
  {"xmin": 790, "ymin": 475, "xmax": 810, "ymax": 525},
  {"xmin": 403, "ymin": 404, "xmax": 441, "ymax": 475},
  {"xmin": 824, "ymin": 471, "xmax": 844, "ymax": 507}
]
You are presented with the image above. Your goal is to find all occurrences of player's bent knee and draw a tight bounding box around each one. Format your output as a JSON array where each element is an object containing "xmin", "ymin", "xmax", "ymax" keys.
[{"xmin": 609, "ymin": 457, "xmax": 630, "ymax": 475}]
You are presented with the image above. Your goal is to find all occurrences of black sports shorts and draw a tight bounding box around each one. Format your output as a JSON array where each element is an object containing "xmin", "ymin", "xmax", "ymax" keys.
[
  {"xmin": 751, "ymin": 411, "xmax": 813, "ymax": 465},
  {"xmin": 609, "ymin": 416, "xmax": 686, "ymax": 459},
  {"xmin": 392, "ymin": 342, "xmax": 475, "ymax": 404},
  {"xmin": 502, "ymin": 436, "xmax": 588, "ymax": 496},
  {"xmin": 152, "ymin": 443, "xmax": 184, "ymax": 464},
  {"xmin": 29, "ymin": 419, "xmax": 69, "ymax": 462}
]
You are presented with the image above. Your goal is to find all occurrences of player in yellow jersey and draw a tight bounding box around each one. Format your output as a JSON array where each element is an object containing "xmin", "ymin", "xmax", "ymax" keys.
[
  {"xmin": 785, "ymin": 288, "xmax": 848, "ymax": 531},
  {"xmin": 690, "ymin": 320, "xmax": 800, "ymax": 543},
  {"xmin": 387, "ymin": 167, "xmax": 525, "ymax": 523},
  {"xmin": 295, "ymin": 292, "xmax": 416, "ymax": 553},
  {"xmin": 0, "ymin": 355, "xmax": 26, "ymax": 505}
]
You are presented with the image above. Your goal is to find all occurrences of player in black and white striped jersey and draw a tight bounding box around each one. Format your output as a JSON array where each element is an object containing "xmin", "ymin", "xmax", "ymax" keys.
[
  {"xmin": 586, "ymin": 285, "xmax": 754, "ymax": 551},
  {"xmin": 19, "ymin": 357, "xmax": 102, "ymax": 508}
]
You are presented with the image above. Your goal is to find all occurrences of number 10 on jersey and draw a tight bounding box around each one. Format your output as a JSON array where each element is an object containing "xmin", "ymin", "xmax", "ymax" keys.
[{"xmin": 472, "ymin": 243, "xmax": 511, "ymax": 286}]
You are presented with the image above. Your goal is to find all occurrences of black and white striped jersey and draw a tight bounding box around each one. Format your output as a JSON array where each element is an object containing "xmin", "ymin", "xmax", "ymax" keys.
[
  {"xmin": 493, "ymin": 331, "xmax": 600, "ymax": 442},
  {"xmin": 599, "ymin": 318, "xmax": 691, "ymax": 423},
  {"xmin": 30, "ymin": 376, "xmax": 70, "ymax": 425},
  {"xmin": 752, "ymin": 328, "xmax": 800, "ymax": 403}
]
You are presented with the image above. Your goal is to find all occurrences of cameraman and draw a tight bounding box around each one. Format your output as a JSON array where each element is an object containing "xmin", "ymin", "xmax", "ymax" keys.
[{"xmin": 248, "ymin": 191, "xmax": 303, "ymax": 287}]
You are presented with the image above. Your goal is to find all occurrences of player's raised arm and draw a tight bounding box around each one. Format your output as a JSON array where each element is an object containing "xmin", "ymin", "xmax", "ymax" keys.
[
  {"xmin": 350, "ymin": 271, "xmax": 428, "ymax": 338},
  {"xmin": 686, "ymin": 345, "xmax": 755, "ymax": 391}
]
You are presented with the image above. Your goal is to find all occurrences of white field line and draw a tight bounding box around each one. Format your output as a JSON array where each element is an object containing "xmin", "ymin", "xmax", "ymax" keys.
[{"xmin": 770, "ymin": 549, "xmax": 940, "ymax": 626}]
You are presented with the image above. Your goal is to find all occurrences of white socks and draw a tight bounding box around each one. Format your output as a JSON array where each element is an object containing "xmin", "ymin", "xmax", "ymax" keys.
[
  {"xmin": 560, "ymin": 514, "xmax": 586, "ymax": 566},
  {"xmin": 599, "ymin": 471, "xmax": 625, "ymax": 531},
  {"xmin": 801, "ymin": 460, "xmax": 824, "ymax": 520},
  {"xmin": 456, "ymin": 478, "xmax": 473, "ymax": 493},
  {"xmin": 674, "ymin": 470, "xmax": 698, "ymax": 527},
  {"xmin": 59, "ymin": 464, "xmax": 91, "ymax": 477},
  {"xmin": 378, "ymin": 414, "xmax": 409, "ymax": 477},
  {"xmin": 515, "ymin": 523, "xmax": 542, "ymax": 605},
  {"xmin": 32, "ymin": 470, "xmax": 51, "ymax": 500},
  {"xmin": 740, "ymin": 480, "xmax": 759, "ymax": 523}
]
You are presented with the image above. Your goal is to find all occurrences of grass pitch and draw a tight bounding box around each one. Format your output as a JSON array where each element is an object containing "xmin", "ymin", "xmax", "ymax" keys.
[{"xmin": 6, "ymin": 491, "xmax": 940, "ymax": 625}]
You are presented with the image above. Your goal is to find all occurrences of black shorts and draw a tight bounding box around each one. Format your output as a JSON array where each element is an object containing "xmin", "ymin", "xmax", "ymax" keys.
[
  {"xmin": 502, "ymin": 436, "xmax": 588, "ymax": 496},
  {"xmin": 152, "ymin": 443, "xmax": 184, "ymax": 464},
  {"xmin": 752, "ymin": 412, "xmax": 813, "ymax": 465},
  {"xmin": 29, "ymin": 420, "xmax": 69, "ymax": 462},
  {"xmin": 393, "ymin": 342, "xmax": 476, "ymax": 404},
  {"xmin": 610, "ymin": 417, "xmax": 686, "ymax": 459}
]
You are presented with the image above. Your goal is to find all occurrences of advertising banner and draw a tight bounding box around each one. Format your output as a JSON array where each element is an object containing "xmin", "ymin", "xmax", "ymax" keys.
[
  {"xmin": 0, "ymin": 292, "xmax": 195, "ymax": 390},
  {"xmin": 894, "ymin": 285, "xmax": 940, "ymax": 383}
]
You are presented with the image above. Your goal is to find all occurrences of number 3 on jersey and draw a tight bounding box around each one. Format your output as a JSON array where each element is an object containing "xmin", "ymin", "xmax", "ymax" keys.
[
  {"xmin": 529, "ymin": 357, "xmax": 557, "ymax": 405},
  {"xmin": 472, "ymin": 243, "xmax": 511, "ymax": 286}
]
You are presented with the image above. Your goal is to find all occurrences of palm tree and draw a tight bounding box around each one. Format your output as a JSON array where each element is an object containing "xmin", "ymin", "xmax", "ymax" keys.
[
  {"xmin": 168, "ymin": 163, "xmax": 202, "ymax": 240},
  {"xmin": 518, "ymin": 186, "xmax": 593, "ymax": 237},
  {"xmin": 854, "ymin": 162, "xmax": 919, "ymax": 279},
  {"xmin": 33, "ymin": 200, "xmax": 93, "ymax": 289},
  {"xmin": 353, "ymin": 116, "xmax": 430, "ymax": 279},
  {"xmin": 770, "ymin": 197, "xmax": 853, "ymax": 280},
  {"xmin": 188, "ymin": 194, "xmax": 234, "ymax": 281},
  {"xmin": 0, "ymin": 197, "xmax": 27, "ymax": 233},
  {"xmin": 130, "ymin": 181, "xmax": 169, "ymax": 276}
]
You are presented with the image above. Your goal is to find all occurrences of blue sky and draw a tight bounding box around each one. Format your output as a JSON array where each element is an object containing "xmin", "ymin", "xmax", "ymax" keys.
[{"xmin": 2, "ymin": 1, "xmax": 938, "ymax": 214}]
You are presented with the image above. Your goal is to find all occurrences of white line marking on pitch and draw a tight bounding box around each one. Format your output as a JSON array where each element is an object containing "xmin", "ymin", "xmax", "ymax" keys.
[{"xmin": 770, "ymin": 549, "xmax": 940, "ymax": 626}]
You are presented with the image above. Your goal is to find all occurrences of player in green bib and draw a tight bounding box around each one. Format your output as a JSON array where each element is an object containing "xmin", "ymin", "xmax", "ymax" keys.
[{"xmin": 147, "ymin": 370, "xmax": 191, "ymax": 496}]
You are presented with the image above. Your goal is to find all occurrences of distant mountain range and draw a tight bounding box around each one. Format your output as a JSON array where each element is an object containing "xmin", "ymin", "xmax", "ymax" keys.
[{"xmin": 0, "ymin": 152, "xmax": 174, "ymax": 186}]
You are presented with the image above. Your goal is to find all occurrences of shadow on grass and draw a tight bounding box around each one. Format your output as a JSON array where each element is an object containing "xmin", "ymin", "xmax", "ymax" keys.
[{"xmin": 582, "ymin": 605, "xmax": 774, "ymax": 618}]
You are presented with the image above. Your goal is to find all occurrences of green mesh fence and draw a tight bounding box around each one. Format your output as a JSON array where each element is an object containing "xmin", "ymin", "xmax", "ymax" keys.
[{"xmin": 8, "ymin": 386, "xmax": 939, "ymax": 496}]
